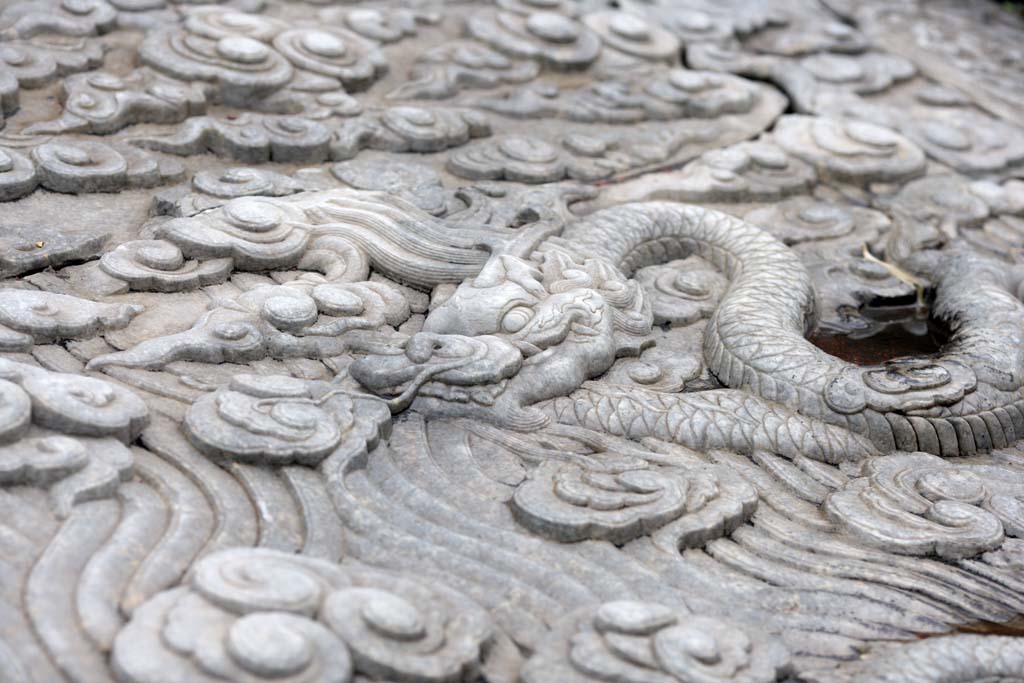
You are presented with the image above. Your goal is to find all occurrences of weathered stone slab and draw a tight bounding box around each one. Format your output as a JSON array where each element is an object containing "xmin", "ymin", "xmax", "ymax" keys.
[{"xmin": 2, "ymin": 1, "xmax": 1024, "ymax": 681}]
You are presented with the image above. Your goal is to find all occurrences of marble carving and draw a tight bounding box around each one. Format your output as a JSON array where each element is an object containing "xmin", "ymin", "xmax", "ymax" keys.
[{"xmin": 2, "ymin": 0, "xmax": 1024, "ymax": 681}]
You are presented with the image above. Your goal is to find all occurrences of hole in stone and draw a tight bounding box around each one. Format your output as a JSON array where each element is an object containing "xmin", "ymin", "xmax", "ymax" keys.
[
  {"xmin": 809, "ymin": 295, "xmax": 951, "ymax": 366},
  {"xmin": 509, "ymin": 207, "xmax": 540, "ymax": 229}
]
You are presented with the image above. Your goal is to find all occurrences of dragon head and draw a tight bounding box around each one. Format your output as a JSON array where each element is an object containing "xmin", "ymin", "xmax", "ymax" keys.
[{"xmin": 351, "ymin": 250, "xmax": 653, "ymax": 429}]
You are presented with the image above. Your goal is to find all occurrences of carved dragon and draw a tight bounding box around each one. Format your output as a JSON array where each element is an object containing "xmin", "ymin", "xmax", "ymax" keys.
[
  {"xmin": 87, "ymin": 190, "xmax": 1024, "ymax": 460},
  {"xmin": 351, "ymin": 199, "xmax": 1024, "ymax": 460}
]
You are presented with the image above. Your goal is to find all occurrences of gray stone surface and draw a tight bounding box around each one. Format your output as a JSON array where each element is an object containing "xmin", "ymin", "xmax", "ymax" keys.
[{"xmin": 2, "ymin": 0, "xmax": 1024, "ymax": 681}]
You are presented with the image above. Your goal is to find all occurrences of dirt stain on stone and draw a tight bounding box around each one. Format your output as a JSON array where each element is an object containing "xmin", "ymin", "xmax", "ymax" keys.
[{"xmin": 950, "ymin": 615, "xmax": 1024, "ymax": 638}]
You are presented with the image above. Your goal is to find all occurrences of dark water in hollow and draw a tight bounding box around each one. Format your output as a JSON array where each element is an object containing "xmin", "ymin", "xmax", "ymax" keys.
[{"xmin": 809, "ymin": 301, "xmax": 951, "ymax": 366}]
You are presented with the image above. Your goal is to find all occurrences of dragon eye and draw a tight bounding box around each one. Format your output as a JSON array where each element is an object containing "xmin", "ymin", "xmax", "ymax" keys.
[{"xmin": 501, "ymin": 306, "xmax": 533, "ymax": 333}]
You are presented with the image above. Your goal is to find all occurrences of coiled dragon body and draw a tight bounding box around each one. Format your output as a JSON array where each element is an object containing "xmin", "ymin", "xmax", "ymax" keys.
[{"xmin": 355, "ymin": 201, "xmax": 1024, "ymax": 459}]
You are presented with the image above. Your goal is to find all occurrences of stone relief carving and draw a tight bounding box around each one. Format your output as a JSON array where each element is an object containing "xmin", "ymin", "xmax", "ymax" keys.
[
  {"xmin": 3, "ymin": 0, "xmax": 1024, "ymax": 682},
  {"xmin": 522, "ymin": 600, "xmax": 791, "ymax": 683},
  {"xmin": 25, "ymin": 68, "xmax": 207, "ymax": 136},
  {"xmin": 0, "ymin": 356, "xmax": 146, "ymax": 517},
  {"xmin": 825, "ymin": 452, "xmax": 1024, "ymax": 560},
  {"xmin": 112, "ymin": 547, "xmax": 498, "ymax": 683}
]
